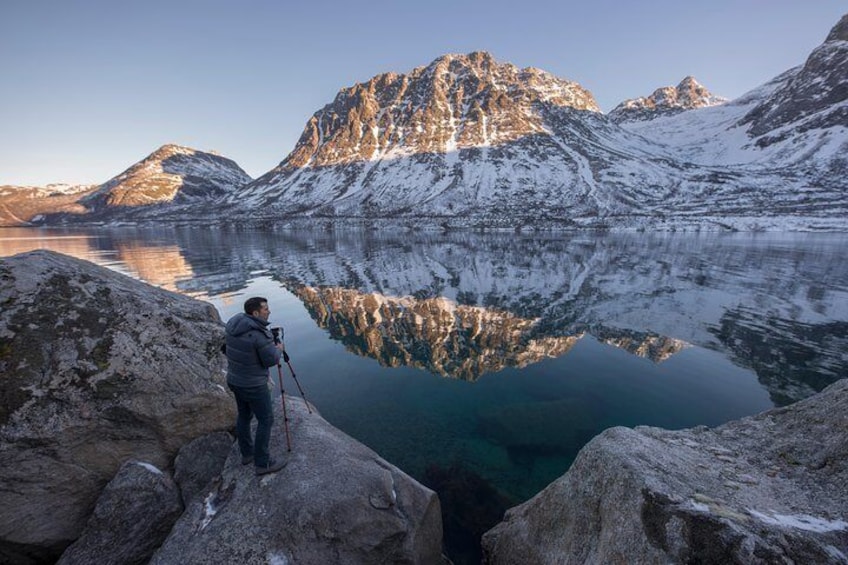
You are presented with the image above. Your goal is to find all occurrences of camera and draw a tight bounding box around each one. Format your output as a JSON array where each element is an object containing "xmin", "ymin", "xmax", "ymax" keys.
[{"xmin": 271, "ymin": 326, "xmax": 283, "ymax": 344}]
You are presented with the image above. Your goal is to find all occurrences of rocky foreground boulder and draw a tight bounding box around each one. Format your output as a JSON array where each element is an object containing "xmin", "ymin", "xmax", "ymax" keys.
[
  {"xmin": 173, "ymin": 431, "xmax": 234, "ymax": 506},
  {"xmin": 57, "ymin": 460, "xmax": 183, "ymax": 565},
  {"xmin": 0, "ymin": 250, "xmax": 235, "ymax": 564},
  {"xmin": 482, "ymin": 378, "xmax": 848, "ymax": 564},
  {"xmin": 151, "ymin": 398, "xmax": 445, "ymax": 564}
]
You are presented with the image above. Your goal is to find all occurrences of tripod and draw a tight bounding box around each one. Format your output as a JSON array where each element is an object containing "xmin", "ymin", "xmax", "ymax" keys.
[
  {"xmin": 272, "ymin": 326, "xmax": 312, "ymax": 451},
  {"xmin": 276, "ymin": 359, "xmax": 312, "ymax": 451}
]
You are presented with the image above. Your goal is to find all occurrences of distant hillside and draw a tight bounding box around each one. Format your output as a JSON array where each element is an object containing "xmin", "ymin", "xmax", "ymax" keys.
[{"xmin": 79, "ymin": 144, "xmax": 252, "ymax": 218}]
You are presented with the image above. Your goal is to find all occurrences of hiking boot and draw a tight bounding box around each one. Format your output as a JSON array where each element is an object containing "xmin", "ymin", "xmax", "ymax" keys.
[
  {"xmin": 241, "ymin": 455, "xmax": 254, "ymax": 465},
  {"xmin": 255, "ymin": 458, "xmax": 287, "ymax": 476}
]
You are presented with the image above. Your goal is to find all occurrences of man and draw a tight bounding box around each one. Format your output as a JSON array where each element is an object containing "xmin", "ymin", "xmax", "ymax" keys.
[{"xmin": 225, "ymin": 296, "xmax": 288, "ymax": 476}]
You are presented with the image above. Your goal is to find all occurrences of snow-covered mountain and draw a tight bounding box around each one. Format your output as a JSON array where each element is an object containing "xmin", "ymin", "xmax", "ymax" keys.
[
  {"xmin": 2, "ymin": 14, "xmax": 846, "ymax": 229},
  {"xmin": 1, "ymin": 144, "xmax": 253, "ymax": 225},
  {"xmin": 228, "ymin": 14, "xmax": 847, "ymax": 230},
  {"xmin": 612, "ymin": 15, "xmax": 848, "ymax": 229},
  {"xmin": 621, "ymin": 15, "xmax": 847, "ymax": 169},
  {"xmin": 0, "ymin": 183, "xmax": 95, "ymax": 196},
  {"xmin": 608, "ymin": 76, "xmax": 728, "ymax": 124},
  {"xmin": 230, "ymin": 51, "xmax": 613, "ymax": 223},
  {"xmin": 740, "ymin": 14, "xmax": 848, "ymax": 144},
  {"xmin": 81, "ymin": 144, "xmax": 251, "ymax": 214}
]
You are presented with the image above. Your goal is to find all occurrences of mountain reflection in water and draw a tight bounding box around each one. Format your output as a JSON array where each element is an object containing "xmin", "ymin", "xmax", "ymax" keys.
[
  {"xmin": 294, "ymin": 285, "xmax": 687, "ymax": 380},
  {"xmin": 2, "ymin": 227, "xmax": 845, "ymax": 408}
]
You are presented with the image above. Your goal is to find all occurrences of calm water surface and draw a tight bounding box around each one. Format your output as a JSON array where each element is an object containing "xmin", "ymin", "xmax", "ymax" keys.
[{"xmin": 3, "ymin": 226, "xmax": 846, "ymax": 560}]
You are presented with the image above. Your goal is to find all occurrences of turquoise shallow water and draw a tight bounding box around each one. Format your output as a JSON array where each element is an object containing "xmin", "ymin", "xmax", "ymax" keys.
[
  {"xmin": 3, "ymin": 226, "xmax": 846, "ymax": 562},
  {"xmin": 287, "ymin": 331, "xmax": 773, "ymax": 501}
]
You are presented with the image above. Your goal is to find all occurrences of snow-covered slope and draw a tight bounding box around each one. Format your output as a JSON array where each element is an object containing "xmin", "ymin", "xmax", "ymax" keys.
[
  {"xmin": 227, "ymin": 14, "xmax": 847, "ymax": 230},
  {"xmin": 0, "ymin": 144, "xmax": 254, "ymax": 225},
  {"xmin": 741, "ymin": 14, "xmax": 848, "ymax": 144},
  {"xmin": 228, "ymin": 51, "xmax": 611, "ymax": 221},
  {"xmin": 83, "ymin": 144, "xmax": 251, "ymax": 212},
  {"xmin": 621, "ymin": 19, "xmax": 848, "ymax": 174},
  {"xmin": 608, "ymin": 76, "xmax": 728, "ymax": 124},
  {"xmin": 610, "ymin": 15, "xmax": 848, "ymax": 230}
]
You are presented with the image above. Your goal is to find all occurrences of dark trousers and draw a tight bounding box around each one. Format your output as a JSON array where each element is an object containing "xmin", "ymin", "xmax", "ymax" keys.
[{"xmin": 228, "ymin": 383, "xmax": 274, "ymax": 467}]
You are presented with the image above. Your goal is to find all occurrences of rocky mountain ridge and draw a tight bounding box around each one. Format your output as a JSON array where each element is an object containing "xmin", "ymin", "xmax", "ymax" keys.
[
  {"xmin": 608, "ymin": 76, "xmax": 728, "ymax": 123},
  {"xmin": 0, "ymin": 144, "xmax": 252, "ymax": 226},
  {"xmin": 243, "ymin": 51, "xmax": 599, "ymax": 193},
  {"xmin": 740, "ymin": 13, "xmax": 847, "ymax": 144},
  {"xmin": 80, "ymin": 144, "xmax": 251, "ymax": 215},
  {"xmin": 0, "ymin": 184, "xmax": 96, "ymax": 226},
  {"xmin": 1, "ymin": 13, "xmax": 846, "ymax": 229},
  {"xmin": 0, "ymin": 183, "xmax": 95, "ymax": 196}
]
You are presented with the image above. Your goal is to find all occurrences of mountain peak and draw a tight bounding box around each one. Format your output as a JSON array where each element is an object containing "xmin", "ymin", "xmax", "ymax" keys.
[
  {"xmin": 429, "ymin": 50, "xmax": 496, "ymax": 68},
  {"xmin": 674, "ymin": 75, "xmax": 725, "ymax": 106},
  {"xmin": 82, "ymin": 144, "xmax": 251, "ymax": 211},
  {"xmin": 157, "ymin": 142, "xmax": 194, "ymax": 152},
  {"xmin": 741, "ymin": 12, "xmax": 848, "ymax": 140},
  {"xmin": 148, "ymin": 143, "xmax": 199, "ymax": 160},
  {"xmin": 676, "ymin": 75, "xmax": 700, "ymax": 89},
  {"xmin": 825, "ymin": 13, "xmax": 848, "ymax": 42},
  {"xmin": 265, "ymin": 51, "xmax": 600, "ymax": 174},
  {"xmin": 608, "ymin": 76, "xmax": 727, "ymax": 123}
]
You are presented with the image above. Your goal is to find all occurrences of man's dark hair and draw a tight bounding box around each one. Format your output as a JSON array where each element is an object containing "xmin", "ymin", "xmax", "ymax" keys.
[{"xmin": 244, "ymin": 296, "xmax": 268, "ymax": 315}]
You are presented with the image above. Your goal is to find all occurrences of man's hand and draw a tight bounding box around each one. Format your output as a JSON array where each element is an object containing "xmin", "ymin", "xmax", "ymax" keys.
[{"xmin": 283, "ymin": 351, "xmax": 290, "ymax": 363}]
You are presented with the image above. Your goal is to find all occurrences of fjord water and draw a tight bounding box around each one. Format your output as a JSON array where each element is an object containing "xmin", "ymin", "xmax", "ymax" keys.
[{"xmin": 3, "ymin": 227, "xmax": 846, "ymax": 559}]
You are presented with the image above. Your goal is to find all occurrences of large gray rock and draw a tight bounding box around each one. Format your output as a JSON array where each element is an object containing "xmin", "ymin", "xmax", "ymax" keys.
[
  {"xmin": 482, "ymin": 378, "xmax": 848, "ymax": 564},
  {"xmin": 174, "ymin": 431, "xmax": 234, "ymax": 505},
  {"xmin": 57, "ymin": 460, "xmax": 183, "ymax": 565},
  {"xmin": 151, "ymin": 398, "xmax": 445, "ymax": 564},
  {"xmin": 0, "ymin": 250, "xmax": 235, "ymax": 564}
]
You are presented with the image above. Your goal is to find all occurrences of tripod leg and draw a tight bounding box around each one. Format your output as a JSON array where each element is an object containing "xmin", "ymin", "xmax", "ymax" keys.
[
  {"xmin": 277, "ymin": 364, "xmax": 292, "ymax": 451},
  {"xmin": 286, "ymin": 360, "xmax": 313, "ymax": 414}
]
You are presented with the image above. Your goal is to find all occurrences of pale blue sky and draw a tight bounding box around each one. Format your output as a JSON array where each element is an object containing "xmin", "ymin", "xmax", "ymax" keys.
[{"xmin": 1, "ymin": 1, "xmax": 844, "ymax": 186}]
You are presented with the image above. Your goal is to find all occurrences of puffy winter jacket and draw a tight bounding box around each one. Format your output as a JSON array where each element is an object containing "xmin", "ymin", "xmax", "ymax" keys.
[{"xmin": 225, "ymin": 313, "xmax": 281, "ymax": 388}]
